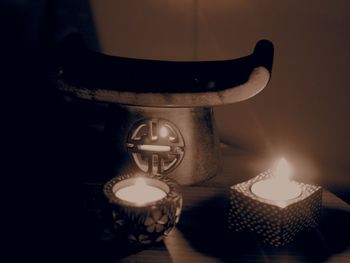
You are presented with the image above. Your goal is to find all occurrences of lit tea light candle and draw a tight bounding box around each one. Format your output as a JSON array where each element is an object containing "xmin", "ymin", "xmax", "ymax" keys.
[
  {"xmin": 229, "ymin": 158, "xmax": 322, "ymax": 247},
  {"xmin": 115, "ymin": 177, "xmax": 167, "ymax": 205},
  {"xmin": 137, "ymin": 145, "xmax": 171, "ymax": 152},
  {"xmin": 251, "ymin": 158, "xmax": 302, "ymax": 202},
  {"xmin": 104, "ymin": 174, "xmax": 183, "ymax": 244}
]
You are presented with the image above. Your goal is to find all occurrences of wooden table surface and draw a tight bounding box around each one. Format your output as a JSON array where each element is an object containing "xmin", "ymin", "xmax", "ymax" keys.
[{"xmin": 82, "ymin": 145, "xmax": 350, "ymax": 263}]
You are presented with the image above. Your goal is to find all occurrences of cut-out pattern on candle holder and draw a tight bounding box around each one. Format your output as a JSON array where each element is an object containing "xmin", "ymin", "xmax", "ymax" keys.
[
  {"xmin": 127, "ymin": 119, "xmax": 185, "ymax": 175},
  {"xmin": 228, "ymin": 170, "xmax": 322, "ymax": 247},
  {"xmin": 104, "ymin": 173, "xmax": 183, "ymax": 244}
]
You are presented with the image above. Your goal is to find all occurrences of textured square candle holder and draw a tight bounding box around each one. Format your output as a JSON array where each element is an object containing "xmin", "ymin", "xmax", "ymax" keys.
[
  {"xmin": 228, "ymin": 170, "xmax": 322, "ymax": 247},
  {"xmin": 104, "ymin": 173, "xmax": 182, "ymax": 245}
]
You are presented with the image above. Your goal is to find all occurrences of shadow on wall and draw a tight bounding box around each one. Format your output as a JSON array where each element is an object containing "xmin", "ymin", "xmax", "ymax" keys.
[
  {"xmin": 4, "ymin": 0, "xmax": 349, "ymax": 202},
  {"xmin": 90, "ymin": 1, "xmax": 350, "ymax": 195}
]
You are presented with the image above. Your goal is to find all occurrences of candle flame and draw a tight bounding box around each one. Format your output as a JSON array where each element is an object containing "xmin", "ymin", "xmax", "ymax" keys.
[
  {"xmin": 274, "ymin": 158, "xmax": 292, "ymax": 181},
  {"xmin": 159, "ymin": 126, "xmax": 169, "ymax": 138},
  {"xmin": 250, "ymin": 158, "xmax": 301, "ymax": 204}
]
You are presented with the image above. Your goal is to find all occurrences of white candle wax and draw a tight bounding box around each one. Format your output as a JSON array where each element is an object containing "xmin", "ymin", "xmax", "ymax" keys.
[
  {"xmin": 251, "ymin": 179, "xmax": 301, "ymax": 201},
  {"xmin": 251, "ymin": 158, "xmax": 302, "ymax": 202},
  {"xmin": 115, "ymin": 178, "xmax": 167, "ymax": 205}
]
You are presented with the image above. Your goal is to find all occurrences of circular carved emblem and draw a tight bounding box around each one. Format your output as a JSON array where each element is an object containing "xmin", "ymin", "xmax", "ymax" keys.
[{"xmin": 127, "ymin": 119, "xmax": 185, "ymax": 174}]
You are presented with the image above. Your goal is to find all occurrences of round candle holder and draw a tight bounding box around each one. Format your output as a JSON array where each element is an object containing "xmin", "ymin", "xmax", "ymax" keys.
[{"xmin": 104, "ymin": 173, "xmax": 182, "ymax": 244}]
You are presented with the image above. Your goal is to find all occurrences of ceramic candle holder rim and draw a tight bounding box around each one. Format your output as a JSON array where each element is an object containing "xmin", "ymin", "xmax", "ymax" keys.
[{"xmin": 104, "ymin": 173, "xmax": 181, "ymax": 208}]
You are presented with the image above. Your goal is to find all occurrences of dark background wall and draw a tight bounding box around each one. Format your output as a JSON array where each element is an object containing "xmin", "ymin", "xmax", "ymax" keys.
[
  {"xmin": 90, "ymin": 0, "xmax": 350, "ymax": 195},
  {"xmin": 2, "ymin": 0, "xmax": 349, "ymax": 197}
]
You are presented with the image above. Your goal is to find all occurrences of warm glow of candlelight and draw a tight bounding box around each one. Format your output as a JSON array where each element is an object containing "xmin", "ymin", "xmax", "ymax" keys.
[
  {"xmin": 273, "ymin": 157, "xmax": 292, "ymax": 181},
  {"xmin": 251, "ymin": 158, "xmax": 302, "ymax": 203},
  {"xmin": 137, "ymin": 144, "xmax": 171, "ymax": 152},
  {"xmin": 159, "ymin": 126, "xmax": 169, "ymax": 138},
  {"xmin": 115, "ymin": 177, "xmax": 167, "ymax": 205}
]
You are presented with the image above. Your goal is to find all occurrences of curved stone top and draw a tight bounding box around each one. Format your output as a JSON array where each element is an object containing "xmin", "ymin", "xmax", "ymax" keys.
[{"xmin": 57, "ymin": 34, "xmax": 274, "ymax": 107}]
